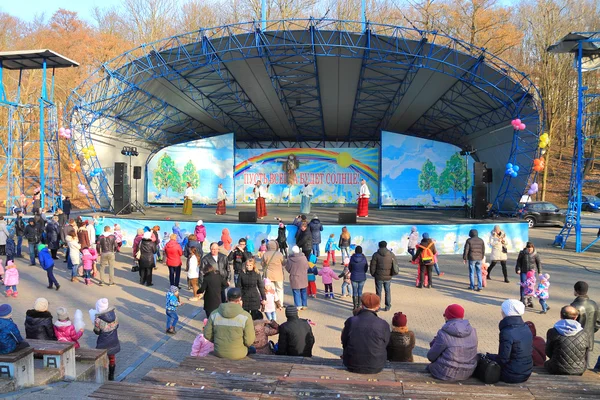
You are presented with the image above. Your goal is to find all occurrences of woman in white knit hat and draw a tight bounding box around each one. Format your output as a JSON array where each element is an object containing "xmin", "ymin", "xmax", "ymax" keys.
[
  {"xmin": 93, "ymin": 298, "xmax": 120, "ymax": 381},
  {"xmin": 24, "ymin": 298, "xmax": 56, "ymax": 340}
]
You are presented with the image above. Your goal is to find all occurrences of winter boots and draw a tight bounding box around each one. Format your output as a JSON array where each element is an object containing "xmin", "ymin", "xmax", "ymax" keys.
[
  {"xmin": 108, "ymin": 365, "xmax": 115, "ymax": 381},
  {"xmin": 352, "ymin": 296, "xmax": 359, "ymax": 310},
  {"xmin": 85, "ymin": 278, "xmax": 91, "ymax": 286},
  {"xmin": 5, "ymin": 289, "xmax": 12, "ymax": 297}
]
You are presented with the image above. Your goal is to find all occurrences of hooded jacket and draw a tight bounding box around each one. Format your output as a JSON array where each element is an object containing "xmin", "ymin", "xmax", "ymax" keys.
[
  {"xmin": 308, "ymin": 218, "xmax": 323, "ymax": 244},
  {"xmin": 286, "ymin": 252, "xmax": 309, "ymax": 290},
  {"xmin": 515, "ymin": 249, "xmax": 542, "ymax": 274},
  {"xmin": 277, "ymin": 315, "xmax": 315, "ymax": 357},
  {"xmin": 462, "ymin": 229, "xmax": 485, "ymax": 261},
  {"xmin": 545, "ymin": 319, "xmax": 589, "ymax": 375},
  {"xmin": 77, "ymin": 226, "xmax": 91, "ymax": 250},
  {"xmin": 0, "ymin": 318, "xmax": 25, "ymax": 354},
  {"xmin": 54, "ymin": 320, "xmax": 84, "ymax": 349},
  {"xmin": 369, "ymin": 247, "xmax": 398, "ymax": 281},
  {"xmin": 82, "ymin": 248, "xmax": 97, "ymax": 271},
  {"xmin": 342, "ymin": 309, "xmax": 390, "ymax": 374},
  {"xmin": 427, "ymin": 319, "xmax": 478, "ymax": 381},
  {"xmin": 204, "ymin": 302, "xmax": 255, "ymax": 360},
  {"xmin": 194, "ymin": 225, "xmax": 206, "ymax": 243},
  {"xmin": 44, "ymin": 220, "xmax": 61, "ymax": 249},
  {"xmin": 38, "ymin": 247, "xmax": 55, "ymax": 271},
  {"xmin": 94, "ymin": 308, "xmax": 120, "ymax": 355},
  {"xmin": 4, "ymin": 267, "xmax": 18, "ymax": 286},
  {"xmin": 526, "ymin": 321, "xmax": 546, "ymax": 367},
  {"xmin": 164, "ymin": 239, "xmax": 183, "ymax": 267},
  {"xmin": 66, "ymin": 235, "xmax": 81, "ymax": 264},
  {"xmin": 262, "ymin": 241, "xmax": 284, "ymax": 282},
  {"xmin": 496, "ymin": 315, "xmax": 533, "ymax": 383},
  {"xmin": 318, "ymin": 265, "xmax": 339, "ymax": 285},
  {"xmin": 407, "ymin": 228, "xmax": 419, "ymax": 250},
  {"xmin": 571, "ymin": 295, "xmax": 600, "ymax": 351},
  {"xmin": 24, "ymin": 310, "xmax": 56, "ymax": 340},
  {"xmin": 172, "ymin": 225, "xmax": 185, "ymax": 245},
  {"xmin": 349, "ymin": 253, "xmax": 368, "ymax": 282}
]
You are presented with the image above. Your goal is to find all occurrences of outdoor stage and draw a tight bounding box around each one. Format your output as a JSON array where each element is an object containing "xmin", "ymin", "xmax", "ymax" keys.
[{"xmin": 91, "ymin": 204, "xmax": 529, "ymax": 257}]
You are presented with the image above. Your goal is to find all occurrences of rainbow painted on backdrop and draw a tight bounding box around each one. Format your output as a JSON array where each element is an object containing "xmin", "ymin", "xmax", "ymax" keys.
[{"xmin": 234, "ymin": 148, "xmax": 379, "ymax": 181}]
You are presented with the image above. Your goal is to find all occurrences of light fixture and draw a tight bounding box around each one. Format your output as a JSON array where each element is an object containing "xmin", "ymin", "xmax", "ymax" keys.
[{"xmin": 121, "ymin": 146, "xmax": 139, "ymax": 156}]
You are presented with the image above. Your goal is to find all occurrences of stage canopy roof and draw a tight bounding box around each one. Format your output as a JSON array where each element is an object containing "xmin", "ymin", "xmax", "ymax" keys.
[
  {"xmin": 0, "ymin": 50, "xmax": 79, "ymax": 70},
  {"xmin": 66, "ymin": 19, "xmax": 543, "ymax": 211}
]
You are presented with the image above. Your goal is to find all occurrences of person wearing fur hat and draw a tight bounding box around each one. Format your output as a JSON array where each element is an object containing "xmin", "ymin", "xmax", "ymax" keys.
[
  {"xmin": 138, "ymin": 231, "xmax": 158, "ymax": 286},
  {"xmin": 54, "ymin": 307, "xmax": 84, "ymax": 348},
  {"xmin": 93, "ymin": 298, "xmax": 120, "ymax": 380},
  {"xmin": 0, "ymin": 304, "xmax": 29, "ymax": 354},
  {"xmin": 387, "ymin": 312, "xmax": 415, "ymax": 362},
  {"xmin": 342, "ymin": 293, "xmax": 390, "ymax": 374},
  {"xmin": 24, "ymin": 298, "xmax": 56, "ymax": 340},
  {"xmin": 166, "ymin": 286, "xmax": 182, "ymax": 334},
  {"xmin": 427, "ymin": 304, "xmax": 478, "ymax": 381},
  {"xmin": 276, "ymin": 306, "xmax": 315, "ymax": 357},
  {"xmin": 38, "ymin": 244, "xmax": 60, "ymax": 290},
  {"xmin": 489, "ymin": 299, "xmax": 533, "ymax": 383}
]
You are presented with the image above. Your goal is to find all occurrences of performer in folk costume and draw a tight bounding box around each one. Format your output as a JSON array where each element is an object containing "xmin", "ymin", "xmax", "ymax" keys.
[
  {"xmin": 216, "ymin": 183, "xmax": 227, "ymax": 215},
  {"xmin": 253, "ymin": 180, "xmax": 269, "ymax": 220},
  {"xmin": 183, "ymin": 182, "xmax": 193, "ymax": 215},
  {"xmin": 357, "ymin": 179, "xmax": 370, "ymax": 217},
  {"xmin": 284, "ymin": 154, "xmax": 299, "ymax": 185},
  {"xmin": 299, "ymin": 183, "xmax": 313, "ymax": 214}
]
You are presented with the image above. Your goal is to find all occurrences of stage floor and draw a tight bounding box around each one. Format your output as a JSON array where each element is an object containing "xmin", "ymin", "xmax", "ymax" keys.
[{"xmin": 99, "ymin": 204, "xmax": 512, "ymax": 226}]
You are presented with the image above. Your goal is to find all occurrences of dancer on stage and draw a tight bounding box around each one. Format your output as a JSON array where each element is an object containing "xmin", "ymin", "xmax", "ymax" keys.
[
  {"xmin": 183, "ymin": 182, "xmax": 193, "ymax": 215},
  {"xmin": 357, "ymin": 179, "xmax": 370, "ymax": 218},
  {"xmin": 216, "ymin": 183, "xmax": 227, "ymax": 215},
  {"xmin": 253, "ymin": 180, "xmax": 269, "ymax": 220},
  {"xmin": 300, "ymin": 183, "xmax": 313, "ymax": 214}
]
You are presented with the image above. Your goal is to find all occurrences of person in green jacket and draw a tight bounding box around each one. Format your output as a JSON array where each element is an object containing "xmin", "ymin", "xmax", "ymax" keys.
[{"xmin": 205, "ymin": 288, "xmax": 255, "ymax": 360}]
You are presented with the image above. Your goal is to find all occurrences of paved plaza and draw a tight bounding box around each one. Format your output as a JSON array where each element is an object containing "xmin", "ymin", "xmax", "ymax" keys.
[{"xmin": 5, "ymin": 224, "xmax": 600, "ymax": 398}]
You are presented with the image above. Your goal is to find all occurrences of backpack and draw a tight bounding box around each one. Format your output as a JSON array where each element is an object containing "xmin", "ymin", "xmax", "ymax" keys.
[{"xmin": 417, "ymin": 242, "xmax": 435, "ymax": 266}]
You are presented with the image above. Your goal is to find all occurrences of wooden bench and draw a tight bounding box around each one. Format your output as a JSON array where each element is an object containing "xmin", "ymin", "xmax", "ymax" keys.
[
  {"xmin": 0, "ymin": 347, "xmax": 34, "ymax": 392},
  {"xmin": 75, "ymin": 348, "xmax": 108, "ymax": 383},
  {"xmin": 27, "ymin": 339, "xmax": 76, "ymax": 381}
]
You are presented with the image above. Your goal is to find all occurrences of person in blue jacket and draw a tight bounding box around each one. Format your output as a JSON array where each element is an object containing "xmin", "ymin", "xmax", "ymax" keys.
[
  {"xmin": 349, "ymin": 246, "xmax": 369, "ymax": 311},
  {"xmin": 38, "ymin": 244, "xmax": 60, "ymax": 290},
  {"xmin": 0, "ymin": 304, "xmax": 29, "ymax": 354}
]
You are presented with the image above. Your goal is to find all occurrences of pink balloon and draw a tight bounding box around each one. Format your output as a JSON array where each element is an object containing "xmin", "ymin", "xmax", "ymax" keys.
[
  {"xmin": 514, "ymin": 119, "xmax": 521, "ymax": 125},
  {"xmin": 519, "ymin": 123, "xmax": 526, "ymax": 130},
  {"xmin": 65, "ymin": 129, "xmax": 72, "ymax": 135},
  {"xmin": 59, "ymin": 127, "xmax": 66, "ymax": 134}
]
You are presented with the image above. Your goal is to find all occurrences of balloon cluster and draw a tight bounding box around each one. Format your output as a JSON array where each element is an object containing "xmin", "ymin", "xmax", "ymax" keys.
[
  {"xmin": 511, "ymin": 119, "xmax": 526, "ymax": 131},
  {"xmin": 68, "ymin": 160, "xmax": 81, "ymax": 172},
  {"xmin": 505, "ymin": 163, "xmax": 520, "ymax": 178},
  {"xmin": 77, "ymin": 183, "xmax": 88, "ymax": 196},
  {"xmin": 533, "ymin": 157, "xmax": 545, "ymax": 172},
  {"xmin": 58, "ymin": 127, "xmax": 72, "ymax": 139},
  {"xmin": 539, "ymin": 133, "xmax": 550, "ymax": 149},
  {"xmin": 82, "ymin": 146, "xmax": 96, "ymax": 159},
  {"xmin": 527, "ymin": 182, "xmax": 539, "ymax": 195},
  {"xmin": 89, "ymin": 167, "xmax": 103, "ymax": 177}
]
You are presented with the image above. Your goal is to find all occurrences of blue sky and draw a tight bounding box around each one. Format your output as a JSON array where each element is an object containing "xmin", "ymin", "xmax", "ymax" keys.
[{"xmin": 2, "ymin": 1, "xmax": 125, "ymax": 22}]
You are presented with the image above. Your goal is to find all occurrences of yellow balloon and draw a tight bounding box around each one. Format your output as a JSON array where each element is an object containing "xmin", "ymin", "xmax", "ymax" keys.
[
  {"xmin": 539, "ymin": 142, "xmax": 548, "ymax": 149},
  {"xmin": 540, "ymin": 133, "xmax": 549, "ymax": 140},
  {"xmin": 89, "ymin": 150, "xmax": 97, "ymax": 157},
  {"xmin": 88, "ymin": 146, "xmax": 95, "ymax": 152},
  {"xmin": 84, "ymin": 154, "xmax": 91, "ymax": 159}
]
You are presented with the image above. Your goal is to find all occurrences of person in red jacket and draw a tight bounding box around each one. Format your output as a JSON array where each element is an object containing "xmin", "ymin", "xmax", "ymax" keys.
[
  {"xmin": 164, "ymin": 233, "xmax": 183, "ymax": 288},
  {"xmin": 525, "ymin": 321, "xmax": 546, "ymax": 366}
]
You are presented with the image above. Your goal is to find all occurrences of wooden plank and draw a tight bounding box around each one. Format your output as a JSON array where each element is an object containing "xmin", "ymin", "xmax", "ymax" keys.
[
  {"xmin": 0, "ymin": 346, "xmax": 33, "ymax": 363},
  {"xmin": 403, "ymin": 382, "xmax": 534, "ymax": 399},
  {"xmin": 89, "ymin": 382, "xmax": 276, "ymax": 399},
  {"xmin": 27, "ymin": 339, "xmax": 74, "ymax": 355},
  {"xmin": 75, "ymin": 348, "xmax": 107, "ymax": 362},
  {"xmin": 273, "ymin": 379, "xmax": 406, "ymax": 399},
  {"xmin": 288, "ymin": 363, "xmax": 397, "ymax": 383}
]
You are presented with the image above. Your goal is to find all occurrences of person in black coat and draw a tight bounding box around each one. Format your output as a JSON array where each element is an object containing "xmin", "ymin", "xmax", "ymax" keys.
[
  {"xmin": 570, "ymin": 281, "xmax": 600, "ymax": 352},
  {"xmin": 236, "ymin": 257, "xmax": 265, "ymax": 314},
  {"xmin": 24, "ymin": 298, "xmax": 56, "ymax": 340},
  {"xmin": 308, "ymin": 216, "xmax": 323, "ymax": 257},
  {"xmin": 14, "ymin": 212, "xmax": 25, "ymax": 258},
  {"xmin": 349, "ymin": 246, "xmax": 369, "ymax": 310},
  {"xmin": 45, "ymin": 216, "xmax": 61, "ymax": 259},
  {"xmin": 295, "ymin": 224, "xmax": 313, "ymax": 259},
  {"xmin": 341, "ymin": 293, "xmax": 390, "ymax": 374},
  {"xmin": 62, "ymin": 197, "xmax": 72, "ymax": 220},
  {"xmin": 545, "ymin": 305, "xmax": 590, "ymax": 375},
  {"xmin": 515, "ymin": 242, "xmax": 542, "ymax": 303},
  {"xmin": 138, "ymin": 232, "xmax": 157, "ymax": 286},
  {"xmin": 276, "ymin": 306, "xmax": 315, "ymax": 357},
  {"xmin": 227, "ymin": 238, "xmax": 251, "ymax": 285},
  {"xmin": 197, "ymin": 265, "xmax": 228, "ymax": 318}
]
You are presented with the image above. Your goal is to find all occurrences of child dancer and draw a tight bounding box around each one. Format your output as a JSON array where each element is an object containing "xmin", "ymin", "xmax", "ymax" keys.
[
  {"xmin": 82, "ymin": 247, "xmax": 97, "ymax": 286},
  {"xmin": 338, "ymin": 258, "xmax": 352, "ymax": 297},
  {"xmin": 325, "ymin": 233, "xmax": 340, "ymax": 265},
  {"xmin": 536, "ymin": 274, "xmax": 550, "ymax": 314},
  {"xmin": 4, "ymin": 260, "xmax": 18, "ymax": 297},
  {"xmin": 307, "ymin": 261, "xmax": 318, "ymax": 298},
  {"xmin": 38, "ymin": 244, "xmax": 60, "ymax": 290},
  {"xmin": 521, "ymin": 270, "xmax": 536, "ymax": 308},
  {"xmin": 190, "ymin": 319, "xmax": 214, "ymax": 357},
  {"xmin": 263, "ymin": 278, "xmax": 281, "ymax": 321},
  {"xmin": 318, "ymin": 260, "xmax": 339, "ymax": 299},
  {"xmin": 166, "ymin": 286, "xmax": 182, "ymax": 334},
  {"xmin": 54, "ymin": 307, "xmax": 84, "ymax": 348}
]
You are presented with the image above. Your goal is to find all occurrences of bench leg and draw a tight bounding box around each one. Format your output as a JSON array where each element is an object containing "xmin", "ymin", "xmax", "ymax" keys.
[
  {"xmin": 0, "ymin": 354, "xmax": 34, "ymax": 389},
  {"xmin": 63, "ymin": 349, "xmax": 76, "ymax": 381},
  {"xmin": 95, "ymin": 355, "xmax": 108, "ymax": 384}
]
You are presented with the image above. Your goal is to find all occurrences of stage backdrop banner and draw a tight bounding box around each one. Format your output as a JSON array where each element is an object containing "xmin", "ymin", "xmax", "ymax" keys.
[
  {"xmin": 381, "ymin": 131, "xmax": 474, "ymax": 207},
  {"xmin": 146, "ymin": 133, "xmax": 234, "ymax": 205},
  {"xmin": 234, "ymin": 148, "xmax": 379, "ymax": 205},
  {"xmin": 89, "ymin": 216, "xmax": 528, "ymax": 257}
]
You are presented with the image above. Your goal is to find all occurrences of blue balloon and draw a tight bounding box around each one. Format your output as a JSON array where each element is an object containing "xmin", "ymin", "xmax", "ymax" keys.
[
  {"xmin": 506, "ymin": 163, "xmax": 513, "ymax": 170},
  {"xmin": 511, "ymin": 171, "xmax": 518, "ymax": 178},
  {"xmin": 513, "ymin": 165, "xmax": 520, "ymax": 172}
]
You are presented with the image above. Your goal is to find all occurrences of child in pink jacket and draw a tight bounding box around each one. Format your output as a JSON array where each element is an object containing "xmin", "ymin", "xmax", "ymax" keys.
[
  {"xmin": 53, "ymin": 307, "xmax": 84, "ymax": 348},
  {"xmin": 317, "ymin": 260, "xmax": 339, "ymax": 299},
  {"xmin": 4, "ymin": 261, "xmax": 19, "ymax": 297},
  {"xmin": 190, "ymin": 319, "xmax": 214, "ymax": 357},
  {"xmin": 81, "ymin": 247, "xmax": 98, "ymax": 286}
]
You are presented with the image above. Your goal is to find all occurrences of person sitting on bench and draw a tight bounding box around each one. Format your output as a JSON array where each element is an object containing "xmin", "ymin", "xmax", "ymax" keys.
[
  {"xmin": 545, "ymin": 305, "xmax": 590, "ymax": 375},
  {"xmin": 0, "ymin": 304, "xmax": 29, "ymax": 354}
]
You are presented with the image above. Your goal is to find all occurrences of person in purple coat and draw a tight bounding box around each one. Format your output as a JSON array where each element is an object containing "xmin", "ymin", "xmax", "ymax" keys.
[{"xmin": 427, "ymin": 304, "xmax": 478, "ymax": 381}]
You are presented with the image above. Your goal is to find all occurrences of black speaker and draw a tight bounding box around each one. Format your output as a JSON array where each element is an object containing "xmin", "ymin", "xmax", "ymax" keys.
[
  {"xmin": 472, "ymin": 186, "xmax": 489, "ymax": 219},
  {"xmin": 338, "ymin": 212, "xmax": 357, "ymax": 224},
  {"xmin": 114, "ymin": 162, "xmax": 127, "ymax": 185},
  {"xmin": 133, "ymin": 166, "xmax": 142, "ymax": 180},
  {"xmin": 483, "ymin": 168, "xmax": 493, "ymax": 183},
  {"xmin": 239, "ymin": 211, "xmax": 257, "ymax": 222},
  {"xmin": 473, "ymin": 162, "xmax": 488, "ymax": 186}
]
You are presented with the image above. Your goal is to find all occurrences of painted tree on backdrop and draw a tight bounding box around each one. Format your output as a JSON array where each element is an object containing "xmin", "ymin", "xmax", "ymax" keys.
[
  {"xmin": 439, "ymin": 153, "xmax": 471, "ymax": 200},
  {"xmin": 181, "ymin": 160, "xmax": 200, "ymax": 191},
  {"xmin": 153, "ymin": 153, "xmax": 181, "ymax": 197},
  {"xmin": 418, "ymin": 159, "xmax": 439, "ymax": 202}
]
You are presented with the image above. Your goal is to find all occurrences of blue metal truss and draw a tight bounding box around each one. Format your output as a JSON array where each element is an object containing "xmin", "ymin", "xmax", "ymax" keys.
[
  {"xmin": 553, "ymin": 33, "xmax": 600, "ymax": 252},
  {"xmin": 65, "ymin": 19, "xmax": 542, "ymax": 212}
]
